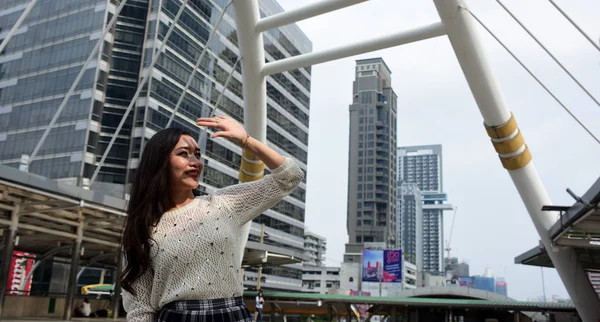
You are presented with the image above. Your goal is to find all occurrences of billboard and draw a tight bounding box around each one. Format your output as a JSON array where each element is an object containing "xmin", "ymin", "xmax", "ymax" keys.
[
  {"xmin": 362, "ymin": 249, "xmax": 402, "ymax": 283},
  {"xmin": 7, "ymin": 251, "xmax": 36, "ymax": 296}
]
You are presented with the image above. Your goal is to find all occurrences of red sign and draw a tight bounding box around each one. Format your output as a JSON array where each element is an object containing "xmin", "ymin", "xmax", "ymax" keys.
[{"xmin": 6, "ymin": 251, "xmax": 36, "ymax": 296}]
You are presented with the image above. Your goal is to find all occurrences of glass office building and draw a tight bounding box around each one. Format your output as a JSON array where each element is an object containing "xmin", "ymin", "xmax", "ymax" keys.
[{"xmin": 0, "ymin": 0, "xmax": 311, "ymax": 291}]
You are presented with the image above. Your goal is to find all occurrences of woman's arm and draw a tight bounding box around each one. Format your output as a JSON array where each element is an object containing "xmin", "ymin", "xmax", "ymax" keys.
[
  {"xmin": 196, "ymin": 116, "xmax": 304, "ymax": 224},
  {"xmin": 242, "ymin": 135, "xmax": 284, "ymax": 170},
  {"xmin": 122, "ymin": 264, "xmax": 156, "ymax": 322}
]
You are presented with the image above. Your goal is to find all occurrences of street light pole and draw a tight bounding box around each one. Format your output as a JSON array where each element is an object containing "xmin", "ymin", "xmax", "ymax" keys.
[{"xmin": 256, "ymin": 223, "xmax": 265, "ymax": 290}]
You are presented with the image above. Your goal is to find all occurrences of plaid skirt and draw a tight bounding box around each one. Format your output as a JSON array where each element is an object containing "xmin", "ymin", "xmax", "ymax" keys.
[{"xmin": 156, "ymin": 296, "xmax": 253, "ymax": 322}]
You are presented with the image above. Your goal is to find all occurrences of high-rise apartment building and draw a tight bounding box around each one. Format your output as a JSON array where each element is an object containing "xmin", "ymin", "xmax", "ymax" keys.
[
  {"xmin": 396, "ymin": 182, "xmax": 422, "ymax": 268},
  {"xmin": 397, "ymin": 145, "xmax": 452, "ymax": 273},
  {"xmin": 444, "ymin": 257, "xmax": 469, "ymax": 282},
  {"xmin": 345, "ymin": 58, "xmax": 397, "ymax": 262},
  {"xmin": 0, "ymin": 0, "xmax": 311, "ymax": 291},
  {"xmin": 301, "ymin": 231, "xmax": 341, "ymax": 294},
  {"xmin": 495, "ymin": 277, "xmax": 508, "ymax": 297},
  {"xmin": 304, "ymin": 230, "xmax": 326, "ymax": 267}
]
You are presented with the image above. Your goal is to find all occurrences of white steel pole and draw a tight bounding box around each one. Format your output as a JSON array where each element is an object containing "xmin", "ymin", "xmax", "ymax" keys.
[
  {"xmin": 0, "ymin": 0, "xmax": 38, "ymax": 54},
  {"xmin": 233, "ymin": 0, "xmax": 266, "ymax": 145},
  {"xmin": 232, "ymin": 0, "xmax": 267, "ymax": 262},
  {"xmin": 432, "ymin": 0, "xmax": 600, "ymax": 320}
]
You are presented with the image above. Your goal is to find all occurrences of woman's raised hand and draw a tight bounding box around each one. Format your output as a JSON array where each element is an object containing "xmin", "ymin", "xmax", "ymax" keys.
[{"xmin": 197, "ymin": 116, "xmax": 247, "ymax": 146}]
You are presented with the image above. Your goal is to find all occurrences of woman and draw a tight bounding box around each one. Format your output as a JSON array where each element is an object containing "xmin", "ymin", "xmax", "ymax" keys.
[
  {"xmin": 255, "ymin": 290, "xmax": 264, "ymax": 322},
  {"xmin": 121, "ymin": 116, "xmax": 304, "ymax": 322}
]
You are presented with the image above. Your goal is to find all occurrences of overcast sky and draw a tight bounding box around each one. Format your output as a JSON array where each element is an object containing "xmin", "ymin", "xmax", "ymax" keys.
[{"xmin": 276, "ymin": 0, "xmax": 600, "ymax": 300}]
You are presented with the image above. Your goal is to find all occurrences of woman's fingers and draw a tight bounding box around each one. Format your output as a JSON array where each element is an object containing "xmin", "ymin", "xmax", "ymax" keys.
[
  {"xmin": 196, "ymin": 118, "xmax": 221, "ymax": 128},
  {"xmin": 211, "ymin": 131, "xmax": 232, "ymax": 139}
]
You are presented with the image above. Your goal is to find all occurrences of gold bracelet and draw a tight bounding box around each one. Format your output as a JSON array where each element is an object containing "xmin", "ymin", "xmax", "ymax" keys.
[{"xmin": 242, "ymin": 134, "xmax": 250, "ymax": 150}]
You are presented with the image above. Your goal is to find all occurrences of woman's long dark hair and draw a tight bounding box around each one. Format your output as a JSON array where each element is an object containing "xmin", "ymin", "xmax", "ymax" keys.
[{"xmin": 121, "ymin": 127, "xmax": 192, "ymax": 294}]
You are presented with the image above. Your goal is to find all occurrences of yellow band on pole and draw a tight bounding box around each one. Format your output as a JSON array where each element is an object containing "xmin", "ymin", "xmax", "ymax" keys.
[
  {"xmin": 239, "ymin": 150, "xmax": 264, "ymax": 182},
  {"xmin": 239, "ymin": 170, "xmax": 264, "ymax": 182},
  {"xmin": 485, "ymin": 113, "xmax": 517, "ymax": 139},
  {"xmin": 241, "ymin": 158, "xmax": 265, "ymax": 174},
  {"xmin": 492, "ymin": 130, "xmax": 525, "ymax": 155},
  {"xmin": 500, "ymin": 145, "xmax": 532, "ymax": 170}
]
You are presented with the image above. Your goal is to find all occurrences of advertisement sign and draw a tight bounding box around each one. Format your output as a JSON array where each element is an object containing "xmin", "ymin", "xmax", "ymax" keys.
[
  {"xmin": 6, "ymin": 251, "xmax": 36, "ymax": 296},
  {"xmin": 349, "ymin": 290, "xmax": 371, "ymax": 296},
  {"xmin": 362, "ymin": 249, "xmax": 402, "ymax": 283},
  {"xmin": 458, "ymin": 276, "xmax": 474, "ymax": 288}
]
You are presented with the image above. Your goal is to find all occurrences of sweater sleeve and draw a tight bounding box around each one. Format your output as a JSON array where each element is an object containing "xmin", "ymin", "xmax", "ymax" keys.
[
  {"xmin": 213, "ymin": 157, "xmax": 304, "ymax": 225},
  {"xmin": 122, "ymin": 266, "xmax": 156, "ymax": 322}
]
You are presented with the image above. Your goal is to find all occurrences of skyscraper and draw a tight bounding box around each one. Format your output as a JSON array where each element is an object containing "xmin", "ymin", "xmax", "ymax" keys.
[
  {"xmin": 345, "ymin": 58, "xmax": 397, "ymax": 262},
  {"xmin": 397, "ymin": 182, "xmax": 422, "ymax": 269},
  {"xmin": 0, "ymin": 0, "xmax": 311, "ymax": 291},
  {"xmin": 397, "ymin": 145, "xmax": 452, "ymax": 273},
  {"xmin": 495, "ymin": 277, "xmax": 508, "ymax": 297}
]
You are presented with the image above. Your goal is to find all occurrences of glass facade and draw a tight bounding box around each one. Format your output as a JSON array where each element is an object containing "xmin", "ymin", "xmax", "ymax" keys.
[
  {"xmin": 0, "ymin": 0, "xmax": 106, "ymax": 183},
  {"xmin": 0, "ymin": 0, "xmax": 311, "ymax": 291}
]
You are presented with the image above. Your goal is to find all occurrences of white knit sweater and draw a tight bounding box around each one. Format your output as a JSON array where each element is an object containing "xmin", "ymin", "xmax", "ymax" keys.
[{"xmin": 122, "ymin": 157, "xmax": 304, "ymax": 322}]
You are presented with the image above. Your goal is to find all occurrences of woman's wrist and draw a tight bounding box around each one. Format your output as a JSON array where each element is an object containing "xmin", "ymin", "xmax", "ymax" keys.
[{"xmin": 240, "ymin": 133, "xmax": 251, "ymax": 150}]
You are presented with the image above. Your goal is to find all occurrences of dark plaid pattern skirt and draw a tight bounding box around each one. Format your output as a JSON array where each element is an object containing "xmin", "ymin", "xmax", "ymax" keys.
[{"xmin": 157, "ymin": 296, "xmax": 253, "ymax": 322}]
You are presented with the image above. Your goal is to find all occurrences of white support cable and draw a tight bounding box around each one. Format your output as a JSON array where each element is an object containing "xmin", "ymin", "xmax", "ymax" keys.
[
  {"xmin": 466, "ymin": 8, "xmax": 600, "ymax": 145},
  {"xmin": 89, "ymin": 0, "xmax": 190, "ymax": 185},
  {"xmin": 196, "ymin": 56, "xmax": 242, "ymax": 185},
  {"xmin": 28, "ymin": 0, "xmax": 130, "ymax": 165},
  {"xmin": 0, "ymin": 0, "xmax": 38, "ymax": 54},
  {"xmin": 198, "ymin": 56, "xmax": 242, "ymax": 150},
  {"xmin": 547, "ymin": 0, "xmax": 600, "ymax": 53},
  {"xmin": 165, "ymin": 0, "xmax": 233, "ymax": 128},
  {"xmin": 495, "ymin": 0, "xmax": 600, "ymax": 111}
]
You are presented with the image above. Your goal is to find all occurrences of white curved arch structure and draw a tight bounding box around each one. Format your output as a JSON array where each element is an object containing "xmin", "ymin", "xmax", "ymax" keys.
[
  {"xmin": 396, "ymin": 286, "xmax": 515, "ymax": 302},
  {"xmin": 232, "ymin": 0, "xmax": 600, "ymax": 320}
]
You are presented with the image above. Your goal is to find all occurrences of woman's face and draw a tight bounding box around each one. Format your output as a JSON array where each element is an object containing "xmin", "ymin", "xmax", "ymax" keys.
[{"xmin": 168, "ymin": 135, "xmax": 203, "ymax": 191}]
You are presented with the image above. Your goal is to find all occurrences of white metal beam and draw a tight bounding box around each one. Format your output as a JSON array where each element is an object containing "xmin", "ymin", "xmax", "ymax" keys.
[
  {"xmin": 262, "ymin": 22, "xmax": 446, "ymax": 76},
  {"xmin": 0, "ymin": 0, "xmax": 38, "ymax": 54},
  {"xmin": 255, "ymin": 0, "xmax": 368, "ymax": 33},
  {"xmin": 432, "ymin": 0, "xmax": 600, "ymax": 320}
]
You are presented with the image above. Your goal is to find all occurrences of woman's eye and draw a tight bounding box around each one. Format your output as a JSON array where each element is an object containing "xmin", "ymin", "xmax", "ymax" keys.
[
  {"xmin": 178, "ymin": 152, "xmax": 188, "ymax": 157},
  {"xmin": 195, "ymin": 153, "xmax": 201, "ymax": 159}
]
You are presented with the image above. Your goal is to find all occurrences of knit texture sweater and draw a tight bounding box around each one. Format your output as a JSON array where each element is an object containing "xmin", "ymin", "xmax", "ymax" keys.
[{"xmin": 122, "ymin": 157, "xmax": 304, "ymax": 322}]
